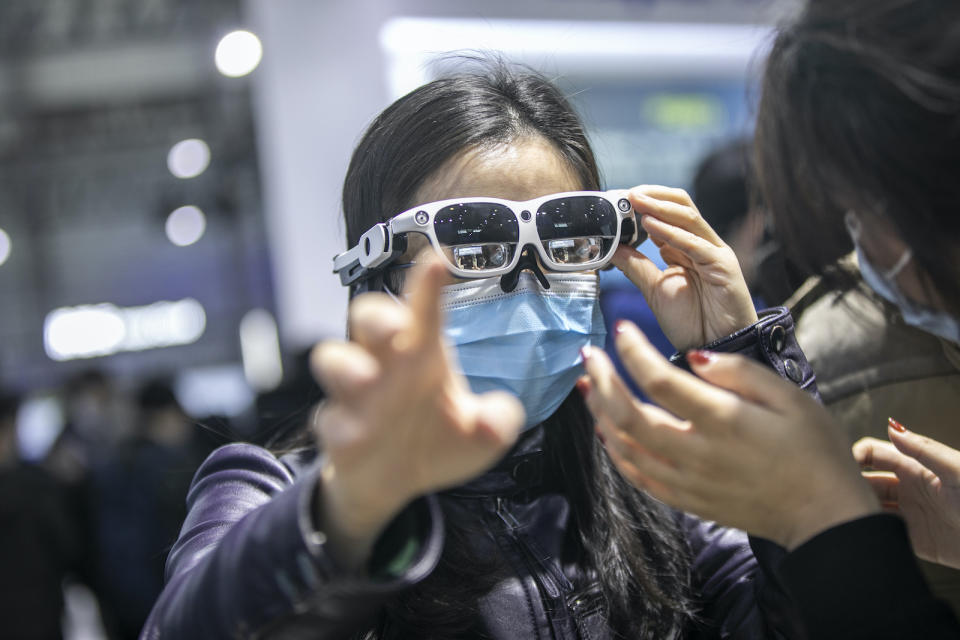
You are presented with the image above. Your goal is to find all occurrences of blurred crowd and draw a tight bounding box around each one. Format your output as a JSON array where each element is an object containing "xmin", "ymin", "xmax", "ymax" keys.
[{"xmin": 0, "ymin": 352, "xmax": 322, "ymax": 639}]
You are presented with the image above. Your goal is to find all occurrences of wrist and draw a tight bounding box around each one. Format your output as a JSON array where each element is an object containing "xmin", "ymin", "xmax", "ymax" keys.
[
  {"xmin": 777, "ymin": 481, "xmax": 881, "ymax": 551},
  {"xmin": 316, "ymin": 462, "xmax": 412, "ymax": 571}
]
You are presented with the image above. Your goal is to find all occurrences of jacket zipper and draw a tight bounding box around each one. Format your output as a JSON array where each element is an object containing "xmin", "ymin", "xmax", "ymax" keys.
[{"xmin": 495, "ymin": 497, "xmax": 561, "ymax": 599}]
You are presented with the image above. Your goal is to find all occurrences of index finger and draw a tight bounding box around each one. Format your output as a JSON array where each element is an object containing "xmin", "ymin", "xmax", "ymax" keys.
[
  {"xmin": 610, "ymin": 320, "xmax": 746, "ymax": 427},
  {"xmin": 852, "ymin": 436, "xmax": 924, "ymax": 478},
  {"xmin": 610, "ymin": 245, "xmax": 664, "ymax": 303},
  {"xmin": 888, "ymin": 427, "xmax": 960, "ymax": 481},
  {"xmin": 629, "ymin": 185, "xmax": 724, "ymax": 247},
  {"xmin": 400, "ymin": 252, "xmax": 451, "ymax": 352}
]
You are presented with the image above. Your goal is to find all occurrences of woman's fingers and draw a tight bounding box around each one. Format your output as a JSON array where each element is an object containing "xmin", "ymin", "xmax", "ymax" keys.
[
  {"xmin": 596, "ymin": 402, "xmax": 697, "ymax": 471},
  {"xmin": 609, "ymin": 321, "xmax": 740, "ymax": 426},
  {"xmin": 862, "ymin": 470, "xmax": 900, "ymax": 508},
  {"xmin": 603, "ymin": 440, "xmax": 678, "ymax": 501},
  {"xmin": 472, "ymin": 390, "xmax": 524, "ymax": 446},
  {"xmin": 629, "ymin": 185, "xmax": 723, "ymax": 246},
  {"xmin": 611, "ymin": 245, "xmax": 667, "ymax": 302},
  {"xmin": 852, "ymin": 437, "xmax": 898, "ymax": 470},
  {"xmin": 310, "ymin": 341, "xmax": 381, "ymax": 401},
  {"xmin": 589, "ymin": 403, "xmax": 684, "ymax": 498},
  {"xmin": 888, "ymin": 425, "xmax": 960, "ymax": 482},
  {"xmin": 402, "ymin": 255, "xmax": 450, "ymax": 352},
  {"xmin": 348, "ymin": 293, "xmax": 412, "ymax": 357},
  {"xmin": 582, "ymin": 344, "xmax": 694, "ymax": 460},
  {"xmin": 852, "ymin": 436, "xmax": 930, "ymax": 483},
  {"xmin": 685, "ymin": 349, "xmax": 800, "ymax": 410},
  {"xmin": 641, "ymin": 215, "xmax": 725, "ymax": 266}
]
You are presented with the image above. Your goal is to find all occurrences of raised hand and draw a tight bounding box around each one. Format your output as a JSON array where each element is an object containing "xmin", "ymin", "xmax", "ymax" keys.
[
  {"xmin": 310, "ymin": 258, "xmax": 523, "ymax": 569},
  {"xmin": 581, "ymin": 320, "xmax": 879, "ymax": 550},
  {"xmin": 613, "ymin": 185, "xmax": 758, "ymax": 351},
  {"xmin": 854, "ymin": 424, "xmax": 960, "ymax": 569}
]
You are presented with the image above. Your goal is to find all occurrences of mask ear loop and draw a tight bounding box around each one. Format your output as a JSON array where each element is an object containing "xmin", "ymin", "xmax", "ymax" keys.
[
  {"xmin": 845, "ymin": 210, "xmax": 914, "ymax": 281},
  {"xmin": 379, "ymin": 263, "xmax": 416, "ymax": 304},
  {"xmin": 499, "ymin": 246, "xmax": 551, "ymax": 293}
]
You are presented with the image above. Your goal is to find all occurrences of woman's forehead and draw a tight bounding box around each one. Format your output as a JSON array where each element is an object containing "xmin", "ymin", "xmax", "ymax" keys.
[{"xmin": 410, "ymin": 136, "xmax": 582, "ymax": 207}]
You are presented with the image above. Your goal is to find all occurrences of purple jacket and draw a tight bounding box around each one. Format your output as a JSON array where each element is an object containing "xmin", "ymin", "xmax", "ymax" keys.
[{"xmin": 142, "ymin": 308, "xmax": 813, "ymax": 639}]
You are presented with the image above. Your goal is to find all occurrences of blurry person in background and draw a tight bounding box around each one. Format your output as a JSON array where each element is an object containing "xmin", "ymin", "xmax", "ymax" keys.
[
  {"xmin": 47, "ymin": 368, "xmax": 133, "ymax": 484},
  {"xmin": 0, "ymin": 390, "xmax": 84, "ymax": 639},
  {"xmin": 94, "ymin": 378, "xmax": 210, "ymax": 640},
  {"xmin": 786, "ymin": 251, "xmax": 960, "ymax": 617},
  {"xmin": 691, "ymin": 138, "xmax": 802, "ymax": 308}
]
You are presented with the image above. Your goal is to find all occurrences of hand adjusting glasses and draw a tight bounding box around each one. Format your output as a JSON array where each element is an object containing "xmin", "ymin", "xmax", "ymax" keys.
[{"xmin": 332, "ymin": 191, "xmax": 647, "ymax": 292}]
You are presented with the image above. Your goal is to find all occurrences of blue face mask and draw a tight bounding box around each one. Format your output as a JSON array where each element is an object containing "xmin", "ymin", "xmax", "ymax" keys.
[
  {"xmin": 439, "ymin": 271, "xmax": 606, "ymax": 431},
  {"xmin": 846, "ymin": 212, "xmax": 960, "ymax": 344}
]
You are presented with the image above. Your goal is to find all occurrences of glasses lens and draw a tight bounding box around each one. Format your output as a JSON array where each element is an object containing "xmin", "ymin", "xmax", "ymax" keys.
[
  {"xmin": 433, "ymin": 203, "xmax": 519, "ymax": 272},
  {"xmin": 445, "ymin": 243, "xmax": 512, "ymax": 271},
  {"xmin": 536, "ymin": 196, "xmax": 617, "ymax": 265},
  {"xmin": 546, "ymin": 237, "xmax": 603, "ymax": 264}
]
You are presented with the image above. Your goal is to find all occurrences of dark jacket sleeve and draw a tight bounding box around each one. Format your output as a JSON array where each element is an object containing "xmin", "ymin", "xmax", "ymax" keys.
[
  {"xmin": 680, "ymin": 515, "xmax": 800, "ymax": 639},
  {"xmin": 671, "ymin": 306, "xmax": 818, "ymax": 397},
  {"xmin": 140, "ymin": 443, "xmax": 444, "ymax": 640},
  {"xmin": 778, "ymin": 515, "xmax": 960, "ymax": 639}
]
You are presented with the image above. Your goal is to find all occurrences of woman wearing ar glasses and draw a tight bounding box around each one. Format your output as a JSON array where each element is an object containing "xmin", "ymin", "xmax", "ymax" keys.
[{"xmin": 143, "ymin": 62, "xmax": 809, "ymax": 639}]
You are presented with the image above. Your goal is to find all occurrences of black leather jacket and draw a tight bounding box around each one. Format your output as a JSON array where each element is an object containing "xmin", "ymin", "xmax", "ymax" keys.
[{"xmin": 142, "ymin": 308, "xmax": 812, "ymax": 639}]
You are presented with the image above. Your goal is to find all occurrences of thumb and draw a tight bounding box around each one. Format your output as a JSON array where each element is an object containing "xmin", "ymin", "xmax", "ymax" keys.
[
  {"xmin": 611, "ymin": 245, "xmax": 663, "ymax": 302},
  {"xmin": 686, "ymin": 349, "xmax": 801, "ymax": 410},
  {"xmin": 888, "ymin": 422, "xmax": 960, "ymax": 481},
  {"xmin": 473, "ymin": 390, "xmax": 523, "ymax": 449}
]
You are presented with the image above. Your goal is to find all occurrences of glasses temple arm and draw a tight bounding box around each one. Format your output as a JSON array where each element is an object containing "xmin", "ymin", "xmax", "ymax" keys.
[{"xmin": 332, "ymin": 223, "xmax": 406, "ymax": 286}]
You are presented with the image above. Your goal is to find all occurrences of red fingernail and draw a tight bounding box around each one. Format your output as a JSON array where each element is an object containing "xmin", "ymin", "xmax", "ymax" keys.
[
  {"xmin": 614, "ymin": 320, "xmax": 630, "ymax": 335},
  {"xmin": 687, "ymin": 350, "xmax": 716, "ymax": 366},
  {"xmin": 888, "ymin": 417, "xmax": 907, "ymax": 433}
]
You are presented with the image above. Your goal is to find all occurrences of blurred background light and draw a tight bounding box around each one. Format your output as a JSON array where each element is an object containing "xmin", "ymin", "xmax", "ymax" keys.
[
  {"xmin": 239, "ymin": 308, "xmax": 283, "ymax": 391},
  {"xmin": 121, "ymin": 298, "xmax": 207, "ymax": 352},
  {"xmin": 45, "ymin": 304, "xmax": 126, "ymax": 361},
  {"xmin": 642, "ymin": 94, "xmax": 726, "ymax": 130},
  {"xmin": 0, "ymin": 227, "xmax": 10, "ymax": 266},
  {"xmin": 379, "ymin": 18, "xmax": 773, "ymax": 99},
  {"xmin": 165, "ymin": 205, "xmax": 206, "ymax": 246},
  {"xmin": 16, "ymin": 394, "xmax": 65, "ymax": 462},
  {"xmin": 174, "ymin": 364, "xmax": 255, "ymax": 418},
  {"xmin": 167, "ymin": 138, "xmax": 211, "ymax": 179},
  {"xmin": 215, "ymin": 30, "xmax": 263, "ymax": 78},
  {"xmin": 44, "ymin": 298, "xmax": 207, "ymax": 361}
]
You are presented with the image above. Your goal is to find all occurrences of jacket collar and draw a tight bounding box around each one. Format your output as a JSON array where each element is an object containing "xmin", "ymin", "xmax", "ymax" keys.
[{"xmin": 443, "ymin": 425, "xmax": 548, "ymax": 498}]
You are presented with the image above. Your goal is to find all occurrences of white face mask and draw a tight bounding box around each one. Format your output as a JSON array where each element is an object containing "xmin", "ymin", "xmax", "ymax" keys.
[{"xmin": 845, "ymin": 211, "xmax": 960, "ymax": 344}]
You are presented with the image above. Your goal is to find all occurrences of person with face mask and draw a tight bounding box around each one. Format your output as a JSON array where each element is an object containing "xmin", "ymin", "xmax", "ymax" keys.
[
  {"xmin": 783, "ymin": 212, "xmax": 960, "ymax": 616},
  {"xmin": 580, "ymin": 1, "xmax": 960, "ymax": 638},
  {"xmin": 142, "ymin": 62, "xmax": 812, "ymax": 639}
]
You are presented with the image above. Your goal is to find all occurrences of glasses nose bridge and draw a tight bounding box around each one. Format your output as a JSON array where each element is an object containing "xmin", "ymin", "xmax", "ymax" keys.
[
  {"xmin": 514, "ymin": 210, "xmax": 550, "ymax": 269},
  {"xmin": 499, "ymin": 243, "xmax": 551, "ymax": 292}
]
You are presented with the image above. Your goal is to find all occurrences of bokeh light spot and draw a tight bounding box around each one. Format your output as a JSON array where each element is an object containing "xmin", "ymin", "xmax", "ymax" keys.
[
  {"xmin": 167, "ymin": 138, "xmax": 210, "ymax": 179},
  {"xmin": 166, "ymin": 206, "xmax": 206, "ymax": 247},
  {"xmin": 215, "ymin": 30, "xmax": 263, "ymax": 78}
]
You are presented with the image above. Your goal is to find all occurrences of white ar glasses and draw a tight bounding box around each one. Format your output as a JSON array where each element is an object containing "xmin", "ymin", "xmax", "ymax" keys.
[{"xmin": 333, "ymin": 190, "xmax": 646, "ymax": 290}]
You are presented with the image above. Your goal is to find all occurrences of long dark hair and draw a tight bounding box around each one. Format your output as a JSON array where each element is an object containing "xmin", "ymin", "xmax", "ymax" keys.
[
  {"xmin": 755, "ymin": 0, "xmax": 960, "ymax": 314},
  {"xmin": 342, "ymin": 60, "xmax": 693, "ymax": 638}
]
